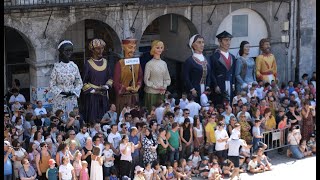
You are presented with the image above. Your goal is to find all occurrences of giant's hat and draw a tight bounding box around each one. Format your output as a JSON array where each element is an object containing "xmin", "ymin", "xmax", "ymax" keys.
[{"xmin": 216, "ymin": 31, "xmax": 233, "ymax": 39}]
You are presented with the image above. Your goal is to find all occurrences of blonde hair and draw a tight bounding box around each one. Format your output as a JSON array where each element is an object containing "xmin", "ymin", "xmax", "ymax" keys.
[
  {"xmin": 74, "ymin": 150, "xmax": 81, "ymax": 158},
  {"xmin": 150, "ymin": 40, "xmax": 164, "ymax": 56}
]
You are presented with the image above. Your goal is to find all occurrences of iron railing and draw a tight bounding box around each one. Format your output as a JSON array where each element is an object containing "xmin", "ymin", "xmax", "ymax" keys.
[{"xmin": 4, "ymin": 0, "xmax": 289, "ymax": 10}]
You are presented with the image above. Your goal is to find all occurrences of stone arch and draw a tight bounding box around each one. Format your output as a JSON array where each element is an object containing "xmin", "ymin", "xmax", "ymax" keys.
[
  {"xmin": 215, "ymin": 8, "xmax": 270, "ymax": 57},
  {"xmin": 3, "ymin": 25, "xmax": 36, "ymax": 61}
]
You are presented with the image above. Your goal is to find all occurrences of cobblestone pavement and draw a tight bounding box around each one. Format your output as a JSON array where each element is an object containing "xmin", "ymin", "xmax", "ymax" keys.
[{"xmin": 192, "ymin": 150, "xmax": 316, "ymax": 180}]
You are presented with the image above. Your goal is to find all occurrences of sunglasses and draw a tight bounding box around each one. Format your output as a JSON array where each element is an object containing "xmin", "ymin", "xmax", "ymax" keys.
[
  {"xmin": 69, "ymin": 134, "xmax": 75, "ymax": 135},
  {"xmin": 5, "ymin": 116, "xmax": 10, "ymax": 118}
]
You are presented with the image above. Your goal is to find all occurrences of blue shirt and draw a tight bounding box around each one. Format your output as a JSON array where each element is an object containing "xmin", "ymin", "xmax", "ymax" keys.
[
  {"xmin": 129, "ymin": 135, "xmax": 139, "ymax": 157},
  {"xmin": 4, "ymin": 151, "xmax": 13, "ymax": 176},
  {"xmin": 47, "ymin": 167, "xmax": 58, "ymax": 180}
]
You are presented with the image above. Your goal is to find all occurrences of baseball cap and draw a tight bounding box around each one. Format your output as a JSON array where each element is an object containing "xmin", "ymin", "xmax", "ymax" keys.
[
  {"xmin": 310, "ymin": 133, "xmax": 315, "ymax": 138},
  {"xmin": 48, "ymin": 159, "xmax": 56, "ymax": 166},
  {"xmin": 4, "ymin": 141, "xmax": 11, "ymax": 147},
  {"xmin": 203, "ymin": 156, "xmax": 209, "ymax": 160}
]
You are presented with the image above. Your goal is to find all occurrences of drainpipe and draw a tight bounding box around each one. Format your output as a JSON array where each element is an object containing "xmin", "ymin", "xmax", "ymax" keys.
[
  {"xmin": 4, "ymin": 27, "xmax": 6, "ymax": 95},
  {"xmin": 288, "ymin": 0, "xmax": 294, "ymax": 82},
  {"xmin": 295, "ymin": 0, "xmax": 300, "ymax": 82}
]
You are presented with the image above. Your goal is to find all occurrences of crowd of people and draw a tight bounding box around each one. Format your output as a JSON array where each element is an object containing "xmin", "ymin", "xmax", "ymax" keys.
[
  {"xmin": 4, "ymin": 71, "xmax": 316, "ymax": 180},
  {"xmin": 3, "ymin": 30, "xmax": 316, "ymax": 180}
]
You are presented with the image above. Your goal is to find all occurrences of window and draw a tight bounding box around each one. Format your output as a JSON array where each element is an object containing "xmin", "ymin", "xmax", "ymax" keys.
[
  {"xmin": 232, "ymin": 15, "xmax": 248, "ymax": 37},
  {"xmin": 170, "ymin": 14, "xmax": 178, "ymax": 33}
]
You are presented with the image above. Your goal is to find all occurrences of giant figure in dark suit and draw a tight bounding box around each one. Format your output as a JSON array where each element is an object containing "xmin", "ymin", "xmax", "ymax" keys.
[{"xmin": 209, "ymin": 31, "xmax": 237, "ymax": 106}]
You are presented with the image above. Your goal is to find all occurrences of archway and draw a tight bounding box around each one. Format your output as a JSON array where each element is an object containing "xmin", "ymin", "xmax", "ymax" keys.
[
  {"xmin": 139, "ymin": 13, "xmax": 198, "ymax": 96},
  {"xmin": 4, "ymin": 26, "xmax": 35, "ymax": 102},
  {"xmin": 61, "ymin": 19, "xmax": 122, "ymax": 76},
  {"xmin": 215, "ymin": 8, "xmax": 269, "ymax": 57}
]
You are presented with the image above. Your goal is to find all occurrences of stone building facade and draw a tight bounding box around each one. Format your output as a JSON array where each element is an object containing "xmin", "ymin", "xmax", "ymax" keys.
[{"xmin": 4, "ymin": 0, "xmax": 316, "ymax": 106}]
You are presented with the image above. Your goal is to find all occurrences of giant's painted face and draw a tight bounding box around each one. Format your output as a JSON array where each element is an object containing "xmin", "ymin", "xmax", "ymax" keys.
[
  {"xmin": 122, "ymin": 42, "xmax": 137, "ymax": 58},
  {"xmin": 92, "ymin": 46, "xmax": 104, "ymax": 59},
  {"xmin": 60, "ymin": 44, "xmax": 73, "ymax": 63},
  {"xmin": 261, "ymin": 41, "xmax": 271, "ymax": 54}
]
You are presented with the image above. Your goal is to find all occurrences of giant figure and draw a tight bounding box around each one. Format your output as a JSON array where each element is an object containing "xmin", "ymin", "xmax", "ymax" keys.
[
  {"xmin": 256, "ymin": 38, "xmax": 277, "ymax": 84},
  {"xmin": 144, "ymin": 40, "xmax": 171, "ymax": 111},
  {"xmin": 113, "ymin": 37, "xmax": 143, "ymax": 114},
  {"xmin": 209, "ymin": 31, "xmax": 237, "ymax": 105},
  {"xmin": 49, "ymin": 40, "xmax": 83, "ymax": 115},
  {"xmin": 183, "ymin": 34, "xmax": 211, "ymax": 103},
  {"xmin": 82, "ymin": 39, "xmax": 113, "ymax": 123}
]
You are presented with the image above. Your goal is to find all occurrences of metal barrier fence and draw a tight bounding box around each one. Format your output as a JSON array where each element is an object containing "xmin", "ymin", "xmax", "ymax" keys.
[{"xmin": 260, "ymin": 127, "xmax": 290, "ymax": 152}]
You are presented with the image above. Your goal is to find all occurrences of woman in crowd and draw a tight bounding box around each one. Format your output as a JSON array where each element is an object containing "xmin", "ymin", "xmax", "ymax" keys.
[
  {"xmin": 180, "ymin": 118, "xmax": 193, "ymax": 159},
  {"xmin": 19, "ymin": 158, "xmax": 37, "ymax": 180},
  {"xmin": 81, "ymin": 137, "xmax": 94, "ymax": 175},
  {"xmin": 119, "ymin": 135, "xmax": 134, "ymax": 178},
  {"xmin": 12, "ymin": 139, "xmax": 28, "ymax": 180},
  {"xmin": 235, "ymin": 41, "xmax": 256, "ymax": 93},
  {"xmin": 157, "ymin": 128, "xmax": 169, "ymax": 165},
  {"xmin": 193, "ymin": 115, "xmax": 205, "ymax": 155},
  {"xmin": 238, "ymin": 112, "xmax": 252, "ymax": 144},
  {"xmin": 56, "ymin": 142, "xmax": 74, "ymax": 166},
  {"xmin": 36, "ymin": 142, "xmax": 51, "ymax": 180},
  {"xmin": 301, "ymin": 100, "xmax": 316, "ymax": 140},
  {"xmin": 143, "ymin": 128, "xmax": 158, "ymax": 165},
  {"xmin": 227, "ymin": 116, "xmax": 237, "ymax": 137},
  {"xmin": 144, "ymin": 40, "xmax": 171, "ymax": 111},
  {"xmin": 27, "ymin": 142, "xmax": 39, "ymax": 172}
]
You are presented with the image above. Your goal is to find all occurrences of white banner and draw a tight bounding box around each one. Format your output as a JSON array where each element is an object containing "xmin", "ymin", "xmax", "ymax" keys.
[{"xmin": 124, "ymin": 58, "xmax": 140, "ymax": 65}]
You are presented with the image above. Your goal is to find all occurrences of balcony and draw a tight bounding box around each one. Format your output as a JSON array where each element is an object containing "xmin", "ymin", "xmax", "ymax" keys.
[{"xmin": 4, "ymin": 0, "xmax": 289, "ymax": 11}]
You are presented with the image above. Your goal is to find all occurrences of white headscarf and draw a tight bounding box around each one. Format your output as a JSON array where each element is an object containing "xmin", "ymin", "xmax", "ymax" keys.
[
  {"xmin": 58, "ymin": 40, "xmax": 73, "ymax": 49},
  {"xmin": 189, "ymin": 34, "xmax": 200, "ymax": 54}
]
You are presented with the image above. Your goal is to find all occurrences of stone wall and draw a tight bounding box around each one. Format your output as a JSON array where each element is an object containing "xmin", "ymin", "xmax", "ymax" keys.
[{"xmin": 4, "ymin": 1, "xmax": 303, "ymax": 91}]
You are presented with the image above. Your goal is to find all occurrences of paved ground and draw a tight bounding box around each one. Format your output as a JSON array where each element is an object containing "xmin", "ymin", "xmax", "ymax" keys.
[{"xmin": 193, "ymin": 149, "xmax": 316, "ymax": 180}]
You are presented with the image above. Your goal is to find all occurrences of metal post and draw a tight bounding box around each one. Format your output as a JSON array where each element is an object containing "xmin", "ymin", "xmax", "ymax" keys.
[{"xmin": 4, "ymin": 27, "xmax": 7, "ymax": 96}]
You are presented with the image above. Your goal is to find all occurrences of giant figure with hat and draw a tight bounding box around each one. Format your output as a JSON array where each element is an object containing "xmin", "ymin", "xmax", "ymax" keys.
[
  {"xmin": 113, "ymin": 37, "xmax": 143, "ymax": 114},
  {"xmin": 49, "ymin": 40, "xmax": 83, "ymax": 116},
  {"xmin": 183, "ymin": 34, "xmax": 211, "ymax": 103},
  {"xmin": 255, "ymin": 38, "xmax": 277, "ymax": 84},
  {"xmin": 209, "ymin": 31, "xmax": 237, "ymax": 105},
  {"xmin": 82, "ymin": 39, "xmax": 113, "ymax": 123}
]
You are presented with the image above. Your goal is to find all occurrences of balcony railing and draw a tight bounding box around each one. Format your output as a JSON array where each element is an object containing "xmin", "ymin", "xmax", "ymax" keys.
[{"xmin": 4, "ymin": 0, "xmax": 288, "ymax": 10}]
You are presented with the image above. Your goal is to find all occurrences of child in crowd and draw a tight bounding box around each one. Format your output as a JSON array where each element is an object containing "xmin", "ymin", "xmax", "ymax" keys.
[
  {"xmin": 166, "ymin": 166, "xmax": 176, "ymax": 180},
  {"xmin": 198, "ymin": 156, "xmax": 210, "ymax": 178},
  {"xmin": 247, "ymin": 155, "xmax": 264, "ymax": 173},
  {"xmin": 144, "ymin": 162, "xmax": 154, "ymax": 180},
  {"xmin": 46, "ymin": 159, "xmax": 58, "ymax": 180},
  {"xmin": 59, "ymin": 156, "xmax": 76, "ymax": 180},
  {"xmin": 179, "ymin": 158, "xmax": 192, "ymax": 179},
  {"xmin": 109, "ymin": 168, "xmax": 118, "ymax": 180},
  {"xmin": 79, "ymin": 161, "xmax": 89, "ymax": 180},
  {"xmin": 299, "ymin": 139, "xmax": 313, "ymax": 157},
  {"xmin": 188, "ymin": 148, "xmax": 202, "ymax": 173},
  {"xmin": 152, "ymin": 161, "xmax": 166, "ymax": 180},
  {"xmin": 239, "ymin": 156, "xmax": 247, "ymax": 173},
  {"xmin": 240, "ymin": 141, "xmax": 253, "ymax": 158},
  {"xmin": 221, "ymin": 159, "xmax": 233, "ymax": 178},
  {"xmin": 134, "ymin": 165, "xmax": 145, "ymax": 180},
  {"xmin": 307, "ymin": 133, "xmax": 316, "ymax": 154},
  {"xmin": 102, "ymin": 142, "xmax": 115, "ymax": 179},
  {"xmin": 185, "ymin": 160, "xmax": 196, "ymax": 177},
  {"xmin": 256, "ymin": 147, "xmax": 272, "ymax": 171},
  {"xmin": 72, "ymin": 150, "xmax": 82, "ymax": 179},
  {"xmin": 208, "ymin": 161, "xmax": 222, "ymax": 180}
]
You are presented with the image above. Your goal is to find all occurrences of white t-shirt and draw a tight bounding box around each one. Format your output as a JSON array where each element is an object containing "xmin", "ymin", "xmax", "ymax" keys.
[
  {"xmin": 59, "ymin": 163, "xmax": 74, "ymax": 180},
  {"xmin": 185, "ymin": 101, "xmax": 201, "ymax": 118},
  {"xmin": 177, "ymin": 116, "xmax": 194, "ymax": 125},
  {"xmin": 208, "ymin": 167, "xmax": 219, "ymax": 178},
  {"xmin": 75, "ymin": 132, "xmax": 90, "ymax": 148},
  {"xmin": 102, "ymin": 149, "xmax": 114, "ymax": 167},
  {"xmin": 188, "ymin": 154, "xmax": 201, "ymax": 168},
  {"xmin": 193, "ymin": 125, "xmax": 203, "ymax": 138},
  {"xmin": 34, "ymin": 107, "xmax": 47, "ymax": 124},
  {"xmin": 200, "ymin": 94, "xmax": 210, "ymax": 107},
  {"xmin": 108, "ymin": 132, "xmax": 121, "ymax": 149},
  {"xmin": 144, "ymin": 168, "xmax": 154, "ymax": 180},
  {"xmin": 227, "ymin": 139, "xmax": 245, "ymax": 156},
  {"xmin": 247, "ymin": 160, "xmax": 258, "ymax": 170},
  {"xmin": 215, "ymin": 129, "xmax": 229, "ymax": 151},
  {"xmin": 155, "ymin": 106, "xmax": 165, "ymax": 125},
  {"xmin": 119, "ymin": 143, "xmax": 132, "ymax": 161},
  {"xmin": 179, "ymin": 99, "xmax": 189, "ymax": 110}
]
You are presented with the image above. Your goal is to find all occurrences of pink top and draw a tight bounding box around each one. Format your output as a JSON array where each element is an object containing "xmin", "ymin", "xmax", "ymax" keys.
[
  {"xmin": 79, "ymin": 168, "xmax": 89, "ymax": 180},
  {"xmin": 73, "ymin": 160, "xmax": 82, "ymax": 177}
]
